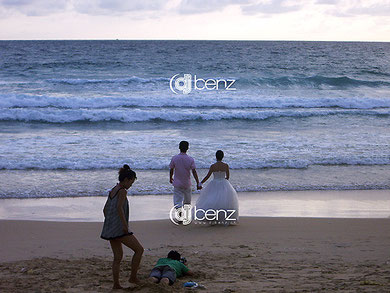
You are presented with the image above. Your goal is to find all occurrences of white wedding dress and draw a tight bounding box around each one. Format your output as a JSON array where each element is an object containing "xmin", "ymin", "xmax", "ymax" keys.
[{"xmin": 194, "ymin": 171, "xmax": 239, "ymax": 225}]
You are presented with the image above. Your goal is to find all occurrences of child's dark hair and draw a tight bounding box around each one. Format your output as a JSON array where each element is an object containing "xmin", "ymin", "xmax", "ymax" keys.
[
  {"xmin": 118, "ymin": 164, "xmax": 137, "ymax": 182},
  {"xmin": 167, "ymin": 250, "xmax": 181, "ymax": 261},
  {"xmin": 216, "ymin": 150, "xmax": 224, "ymax": 161},
  {"xmin": 179, "ymin": 141, "xmax": 189, "ymax": 152}
]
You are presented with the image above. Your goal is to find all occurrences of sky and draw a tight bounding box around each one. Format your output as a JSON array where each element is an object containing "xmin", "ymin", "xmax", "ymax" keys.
[{"xmin": 0, "ymin": 0, "xmax": 389, "ymax": 41}]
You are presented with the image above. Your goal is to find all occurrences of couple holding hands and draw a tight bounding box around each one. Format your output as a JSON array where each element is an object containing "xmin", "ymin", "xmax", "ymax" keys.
[{"xmin": 169, "ymin": 140, "xmax": 239, "ymax": 225}]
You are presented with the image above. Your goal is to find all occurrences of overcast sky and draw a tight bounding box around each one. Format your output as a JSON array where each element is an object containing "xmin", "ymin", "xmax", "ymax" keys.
[{"xmin": 0, "ymin": 0, "xmax": 389, "ymax": 41}]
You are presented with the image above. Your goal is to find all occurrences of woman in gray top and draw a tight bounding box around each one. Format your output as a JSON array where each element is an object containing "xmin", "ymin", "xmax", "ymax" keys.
[{"xmin": 101, "ymin": 164, "xmax": 144, "ymax": 289}]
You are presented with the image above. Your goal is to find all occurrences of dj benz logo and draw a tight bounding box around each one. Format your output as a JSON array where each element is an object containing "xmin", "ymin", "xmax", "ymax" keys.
[
  {"xmin": 169, "ymin": 204, "xmax": 237, "ymax": 225},
  {"xmin": 170, "ymin": 74, "xmax": 236, "ymax": 94}
]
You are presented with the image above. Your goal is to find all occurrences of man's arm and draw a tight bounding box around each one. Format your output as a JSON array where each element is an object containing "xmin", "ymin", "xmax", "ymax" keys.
[
  {"xmin": 170, "ymin": 168, "xmax": 174, "ymax": 184},
  {"xmin": 192, "ymin": 169, "xmax": 200, "ymax": 186}
]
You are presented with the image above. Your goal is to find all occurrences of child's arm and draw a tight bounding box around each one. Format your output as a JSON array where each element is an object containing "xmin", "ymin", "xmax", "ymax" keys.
[{"xmin": 181, "ymin": 262, "xmax": 193, "ymax": 276}]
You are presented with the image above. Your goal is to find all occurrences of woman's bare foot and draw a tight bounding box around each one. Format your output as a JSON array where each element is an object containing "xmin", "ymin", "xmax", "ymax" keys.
[
  {"xmin": 112, "ymin": 284, "xmax": 123, "ymax": 290},
  {"xmin": 128, "ymin": 277, "xmax": 141, "ymax": 285}
]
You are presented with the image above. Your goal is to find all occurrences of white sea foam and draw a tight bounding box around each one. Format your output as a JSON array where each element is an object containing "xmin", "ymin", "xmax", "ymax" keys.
[
  {"xmin": 46, "ymin": 76, "xmax": 170, "ymax": 85},
  {"xmin": 1, "ymin": 156, "xmax": 389, "ymax": 170},
  {"xmin": 1, "ymin": 93, "xmax": 390, "ymax": 110},
  {"xmin": 0, "ymin": 107, "xmax": 389, "ymax": 123}
]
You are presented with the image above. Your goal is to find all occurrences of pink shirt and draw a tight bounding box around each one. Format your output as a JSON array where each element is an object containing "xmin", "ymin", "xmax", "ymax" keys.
[{"xmin": 169, "ymin": 152, "xmax": 196, "ymax": 189}]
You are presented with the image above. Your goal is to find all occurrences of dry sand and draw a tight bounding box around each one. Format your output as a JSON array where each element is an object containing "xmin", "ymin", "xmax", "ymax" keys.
[{"xmin": 0, "ymin": 217, "xmax": 389, "ymax": 292}]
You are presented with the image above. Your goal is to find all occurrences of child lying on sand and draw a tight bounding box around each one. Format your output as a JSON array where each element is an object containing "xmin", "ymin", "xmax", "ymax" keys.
[{"xmin": 149, "ymin": 250, "xmax": 193, "ymax": 286}]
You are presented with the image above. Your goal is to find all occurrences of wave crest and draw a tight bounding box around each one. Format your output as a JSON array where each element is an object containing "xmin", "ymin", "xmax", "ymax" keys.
[{"xmin": 1, "ymin": 94, "xmax": 390, "ymax": 110}]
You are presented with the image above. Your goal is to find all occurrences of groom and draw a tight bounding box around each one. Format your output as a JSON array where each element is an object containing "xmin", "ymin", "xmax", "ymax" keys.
[{"xmin": 169, "ymin": 141, "xmax": 201, "ymax": 209}]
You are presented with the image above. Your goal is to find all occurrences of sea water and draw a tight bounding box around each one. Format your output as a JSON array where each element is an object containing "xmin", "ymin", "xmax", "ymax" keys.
[{"xmin": 0, "ymin": 40, "xmax": 390, "ymax": 198}]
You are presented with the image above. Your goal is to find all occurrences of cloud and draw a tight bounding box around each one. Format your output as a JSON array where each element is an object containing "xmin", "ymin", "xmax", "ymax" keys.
[
  {"xmin": 240, "ymin": 0, "xmax": 302, "ymax": 15},
  {"xmin": 177, "ymin": 0, "xmax": 248, "ymax": 14},
  {"xmin": 322, "ymin": 0, "xmax": 390, "ymax": 17},
  {"xmin": 0, "ymin": 0, "xmax": 68, "ymax": 16},
  {"xmin": 176, "ymin": 0, "xmax": 304, "ymax": 15},
  {"xmin": 346, "ymin": 2, "xmax": 390, "ymax": 16},
  {"xmin": 0, "ymin": 0, "xmax": 168, "ymax": 16},
  {"xmin": 2, "ymin": 0, "xmax": 31, "ymax": 5},
  {"xmin": 1, "ymin": 0, "xmax": 390, "ymax": 20},
  {"xmin": 316, "ymin": 0, "xmax": 338, "ymax": 4},
  {"xmin": 72, "ymin": 0, "xmax": 167, "ymax": 15}
]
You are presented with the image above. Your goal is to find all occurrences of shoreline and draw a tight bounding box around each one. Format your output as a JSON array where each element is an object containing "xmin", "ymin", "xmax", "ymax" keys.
[
  {"xmin": 2, "ymin": 165, "xmax": 390, "ymax": 199},
  {"xmin": 1, "ymin": 189, "xmax": 389, "ymax": 222},
  {"xmin": 1, "ymin": 186, "xmax": 390, "ymax": 199}
]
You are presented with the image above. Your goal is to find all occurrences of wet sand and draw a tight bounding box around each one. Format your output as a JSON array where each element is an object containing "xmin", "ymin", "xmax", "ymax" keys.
[{"xmin": 1, "ymin": 189, "xmax": 389, "ymax": 222}]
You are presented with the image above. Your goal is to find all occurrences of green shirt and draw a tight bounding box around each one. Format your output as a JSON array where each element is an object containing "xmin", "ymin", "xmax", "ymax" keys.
[{"xmin": 155, "ymin": 258, "xmax": 189, "ymax": 278}]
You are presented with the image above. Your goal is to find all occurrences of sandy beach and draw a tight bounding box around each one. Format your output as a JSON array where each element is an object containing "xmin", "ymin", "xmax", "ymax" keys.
[{"xmin": 1, "ymin": 216, "xmax": 389, "ymax": 292}]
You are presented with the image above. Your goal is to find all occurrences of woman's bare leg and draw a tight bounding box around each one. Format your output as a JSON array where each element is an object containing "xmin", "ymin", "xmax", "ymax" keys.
[
  {"xmin": 120, "ymin": 234, "xmax": 144, "ymax": 284},
  {"xmin": 109, "ymin": 239, "xmax": 123, "ymax": 289}
]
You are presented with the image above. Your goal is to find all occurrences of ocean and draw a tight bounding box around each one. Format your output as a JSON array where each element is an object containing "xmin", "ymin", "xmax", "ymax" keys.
[{"xmin": 1, "ymin": 40, "xmax": 390, "ymax": 198}]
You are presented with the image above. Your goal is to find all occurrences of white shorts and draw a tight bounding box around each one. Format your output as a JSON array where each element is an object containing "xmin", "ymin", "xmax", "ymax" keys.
[{"xmin": 173, "ymin": 186, "xmax": 192, "ymax": 207}]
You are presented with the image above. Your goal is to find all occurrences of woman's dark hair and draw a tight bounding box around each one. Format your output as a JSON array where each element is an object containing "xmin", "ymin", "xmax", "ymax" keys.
[
  {"xmin": 167, "ymin": 250, "xmax": 181, "ymax": 261},
  {"xmin": 216, "ymin": 150, "xmax": 224, "ymax": 161},
  {"xmin": 118, "ymin": 164, "xmax": 137, "ymax": 182}
]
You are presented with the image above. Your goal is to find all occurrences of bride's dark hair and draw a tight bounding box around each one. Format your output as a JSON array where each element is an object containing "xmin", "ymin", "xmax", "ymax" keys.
[
  {"xmin": 216, "ymin": 150, "xmax": 224, "ymax": 161},
  {"xmin": 118, "ymin": 164, "xmax": 137, "ymax": 182}
]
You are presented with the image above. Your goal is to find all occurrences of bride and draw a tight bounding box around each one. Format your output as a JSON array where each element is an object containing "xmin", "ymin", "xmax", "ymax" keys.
[{"xmin": 194, "ymin": 150, "xmax": 239, "ymax": 225}]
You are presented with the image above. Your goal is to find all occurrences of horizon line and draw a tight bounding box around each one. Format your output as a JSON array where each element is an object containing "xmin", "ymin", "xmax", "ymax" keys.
[{"xmin": 0, "ymin": 38, "xmax": 389, "ymax": 43}]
